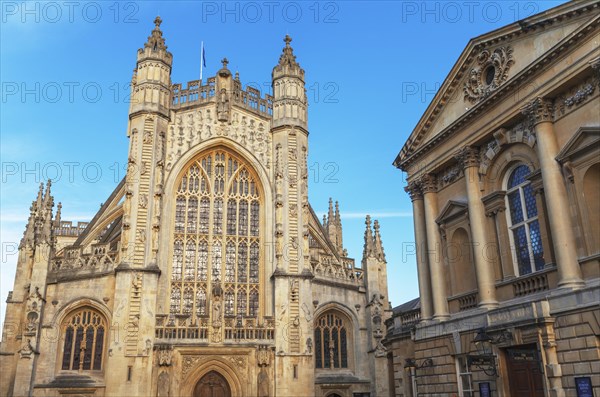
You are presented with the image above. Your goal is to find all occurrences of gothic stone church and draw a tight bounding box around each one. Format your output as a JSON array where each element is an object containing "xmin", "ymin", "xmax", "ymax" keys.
[{"xmin": 0, "ymin": 18, "xmax": 391, "ymax": 397}]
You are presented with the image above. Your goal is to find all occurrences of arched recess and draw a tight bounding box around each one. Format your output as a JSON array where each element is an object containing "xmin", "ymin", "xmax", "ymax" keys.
[
  {"xmin": 182, "ymin": 358, "xmax": 245, "ymax": 397},
  {"xmin": 481, "ymin": 143, "xmax": 539, "ymax": 195},
  {"xmin": 583, "ymin": 163, "xmax": 600, "ymax": 254},
  {"xmin": 448, "ymin": 227, "xmax": 476, "ymax": 295},
  {"xmin": 313, "ymin": 303, "xmax": 357, "ymax": 372},
  {"xmin": 158, "ymin": 139, "xmax": 275, "ymax": 319}
]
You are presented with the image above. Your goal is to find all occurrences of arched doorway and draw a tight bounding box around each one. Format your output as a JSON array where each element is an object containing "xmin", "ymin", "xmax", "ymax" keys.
[{"xmin": 193, "ymin": 371, "xmax": 231, "ymax": 397}]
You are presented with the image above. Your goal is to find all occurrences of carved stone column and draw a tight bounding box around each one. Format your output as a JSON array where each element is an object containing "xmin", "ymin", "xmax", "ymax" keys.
[
  {"xmin": 522, "ymin": 97, "xmax": 583, "ymax": 288},
  {"xmin": 482, "ymin": 191, "xmax": 514, "ymax": 280},
  {"xmin": 406, "ymin": 182, "xmax": 433, "ymax": 320},
  {"xmin": 420, "ymin": 174, "xmax": 449, "ymax": 320},
  {"xmin": 456, "ymin": 147, "xmax": 498, "ymax": 308}
]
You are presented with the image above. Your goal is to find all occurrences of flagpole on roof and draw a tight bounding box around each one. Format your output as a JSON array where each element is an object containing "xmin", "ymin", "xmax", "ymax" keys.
[{"xmin": 200, "ymin": 41, "xmax": 204, "ymax": 83}]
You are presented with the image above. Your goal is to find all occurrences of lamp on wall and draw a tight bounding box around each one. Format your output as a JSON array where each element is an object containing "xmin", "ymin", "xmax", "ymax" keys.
[
  {"xmin": 404, "ymin": 358, "xmax": 433, "ymax": 371},
  {"xmin": 469, "ymin": 328, "xmax": 513, "ymax": 377}
]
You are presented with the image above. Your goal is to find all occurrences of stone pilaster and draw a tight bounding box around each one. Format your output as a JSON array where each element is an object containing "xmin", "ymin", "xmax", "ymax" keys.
[
  {"xmin": 455, "ymin": 146, "xmax": 498, "ymax": 308},
  {"xmin": 420, "ymin": 174, "xmax": 449, "ymax": 320},
  {"xmin": 406, "ymin": 182, "xmax": 433, "ymax": 320},
  {"xmin": 522, "ymin": 97, "xmax": 583, "ymax": 288}
]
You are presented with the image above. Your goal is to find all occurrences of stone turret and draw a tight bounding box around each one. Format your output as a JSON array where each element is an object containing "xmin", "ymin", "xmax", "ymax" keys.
[
  {"xmin": 129, "ymin": 16, "xmax": 173, "ymax": 119},
  {"xmin": 361, "ymin": 215, "xmax": 391, "ymax": 397},
  {"xmin": 270, "ymin": 35, "xmax": 314, "ymax": 396},
  {"xmin": 271, "ymin": 35, "xmax": 307, "ymax": 130},
  {"xmin": 1, "ymin": 181, "xmax": 55, "ymax": 397},
  {"xmin": 106, "ymin": 17, "xmax": 169, "ymax": 396}
]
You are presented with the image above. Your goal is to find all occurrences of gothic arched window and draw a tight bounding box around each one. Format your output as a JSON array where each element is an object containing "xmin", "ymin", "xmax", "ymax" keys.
[
  {"xmin": 60, "ymin": 307, "xmax": 106, "ymax": 371},
  {"xmin": 169, "ymin": 149, "xmax": 262, "ymax": 323},
  {"xmin": 315, "ymin": 312, "xmax": 349, "ymax": 369},
  {"xmin": 505, "ymin": 164, "xmax": 545, "ymax": 275}
]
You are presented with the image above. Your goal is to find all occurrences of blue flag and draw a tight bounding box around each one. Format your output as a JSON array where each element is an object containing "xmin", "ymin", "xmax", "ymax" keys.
[{"xmin": 202, "ymin": 46, "xmax": 207, "ymax": 68}]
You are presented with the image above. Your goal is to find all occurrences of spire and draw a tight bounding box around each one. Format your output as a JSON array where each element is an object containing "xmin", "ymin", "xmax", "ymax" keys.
[
  {"xmin": 54, "ymin": 202, "xmax": 62, "ymax": 228},
  {"xmin": 278, "ymin": 35, "xmax": 299, "ymax": 68},
  {"xmin": 334, "ymin": 201, "xmax": 341, "ymax": 225},
  {"xmin": 35, "ymin": 182, "xmax": 44, "ymax": 209},
  {"xmin": 21, "ymin": 181, "xmax": 54, "ymax": 248},
  {"xmin": 373, "ymin": 220, "xmax": 386, "ymax": 262},
  {"xmin": 43, "ymin": 179, "xmax": 53, "ymax": 209},
  {"xmin": 145, "ymin": 16, "xmax": 167, "ymax": 52},
  {"xmin": 327, "ymin": 198, "xmax": 334, "ymax": 229},
  {"xmin": 362, "ymin": 215, "xmax": 374, "ymax": 260},
  {"xmin": 272, "ymin": 35, "xmax": 305, "ymax": 81}
]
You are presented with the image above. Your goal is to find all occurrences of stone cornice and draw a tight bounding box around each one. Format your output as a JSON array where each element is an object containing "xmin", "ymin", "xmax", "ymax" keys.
[
  {"xmin": 395, "ymin": 11, "xmax": 600, "ymax": 171},
  {"xmin": 482, "ymin": 190, "xmax": 507, "ymax": 217}
]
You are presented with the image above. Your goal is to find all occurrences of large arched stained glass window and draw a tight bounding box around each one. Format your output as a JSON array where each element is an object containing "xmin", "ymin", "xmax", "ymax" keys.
[
  {"xmin": 315, "ymin": 312, "xmax": 349, "ymax": 369},
  {"xmin": 506, "ymin": 164, "xmax": 545, "ymax": 275},
  {"xmin": 61, "ymin": 308, "xmax": 106, "ymax": 371},
  {"xmin": 169, "ymin": 149, "xmax": 261, "ymax": 323}
]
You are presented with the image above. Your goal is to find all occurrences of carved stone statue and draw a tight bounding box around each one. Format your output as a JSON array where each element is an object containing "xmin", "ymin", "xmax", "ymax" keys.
[
  {"xmin": 217, "ymin": 88, "xmax": 230, "ymax": 122},
  {"xmin": 257, "ymin": 368, "xmax": 270, "ymax": 397}
]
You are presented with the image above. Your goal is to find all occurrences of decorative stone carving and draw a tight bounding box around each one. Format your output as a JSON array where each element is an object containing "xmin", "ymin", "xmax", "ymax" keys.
[
  {"xmin": 479, "ymin": 118, "xmax": 536, "ymax": 176},
  {"xmin": 181, "ymin": 355, "xmax": 248, "ymax": 378},
  {"xmin": 522, "ymin": 97, "xmax": 554, "ymax": 125},
  {"xmin": 555, "ymin": 73, "xmax": 599, "ymax": 117},
  {"xmin": 405, "ymin": 181, "xmax": 423, "ymax": 201},
  {"xmin": 257, "ymin": 345, "xmax": 270, "ymax": 367},
  {"xmin": 455, "ymin": 146, "xmax": 480, "ymax": 169},
  {"xmin": 419, "ymin": 174, "xmax": 437, "ymax": 193},
  {"xmin": 464, "ymin": 46, "xmax": 515, "ymax": 103},
  {"xmin": 217, "ymin": 88, "xmax": 231, "ymax": 122},
  {"xmin": 19, "ymin": 339, "xmax": 36, "ymax": 358},
  {"xmin": 374, "ymin": 338, "xmax": 388, "ymax": 357},
  {"xmin": 157, "ymin": 345, "xmax": 172, "ymax": 366},
  {"xmin": 257, "ymin": 368, "xmax": 270, "ymax": 397},
  {"xmin": 157, "ymin": 372, "xmax": 170, "ymax": 397}
]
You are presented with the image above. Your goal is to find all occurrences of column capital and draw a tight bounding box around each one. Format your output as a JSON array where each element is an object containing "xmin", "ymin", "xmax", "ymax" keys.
[
  {"xmin": 521, "ymin": 97, "xmax": 555, "ymax": 125},
  {"xmin": 419, "ymin": 174, "xmax": 438, "ymax": 194},
  {"xmin": 455, "ymin": 145, "xmax": 480, "ymax": 169},
  {"xmin": 405, "ymin": 181, "xmax": 423, "ymax": 201}
]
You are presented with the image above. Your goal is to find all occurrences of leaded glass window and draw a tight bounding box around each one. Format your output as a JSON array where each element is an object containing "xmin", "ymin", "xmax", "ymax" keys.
[
  {"xmin": 315, "ymin": 312, "xmax": 349, "ymax": 369},
  {"xmin": 506, "ymin": 164, "xmax": 545, "ymax": 275},
  {"xmin": 169, "ymin": 149, "xmax": 262, "ymax": 326},
  {"xmin": 61, "ymin": 308, "xmax": 106, "ymax": 371}
]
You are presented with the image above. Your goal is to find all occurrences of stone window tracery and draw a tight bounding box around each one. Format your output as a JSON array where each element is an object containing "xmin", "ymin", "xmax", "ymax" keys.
[
  {"xmin": 60, "ymin": 307, "xmax": 106, "ymax": 371},
  {"xmin": 169, "ymin": 149, "xmax": 262, "ymax": 324},
  {"xmin": 505, "ymin": 164, "xmax": 544, "ymax": 275},
  {"xmin": 315, "ymin": 312, "xmax": 349, "ymax": 369}
]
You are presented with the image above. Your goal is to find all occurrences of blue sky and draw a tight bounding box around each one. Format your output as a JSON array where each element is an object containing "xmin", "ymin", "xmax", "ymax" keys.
[{"xmin": 0, "ymin": 0, "xmax": 564, "ymax": 323}]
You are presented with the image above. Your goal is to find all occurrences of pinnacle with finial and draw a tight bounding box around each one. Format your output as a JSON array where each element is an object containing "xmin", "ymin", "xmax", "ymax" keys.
[
  {"xmin": 221, "ymin": 58, "xmax": 229, "ymax": 68},
  {"xmin": 154, "ymin": 16, "xmax": 162, "ymax": 28},
  {"xmin": 284, "ymin": 35, "xmax": 292, "ymax": 46}
]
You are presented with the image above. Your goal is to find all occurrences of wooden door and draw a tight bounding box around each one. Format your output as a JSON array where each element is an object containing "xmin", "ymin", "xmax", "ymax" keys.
[
  {"xmin": 506, "ymin": 346, "xmax": 545, "ymax": 397},
  {"xmin": 194, "ymin": 371, "xmax": 231, "ymax": 397}
]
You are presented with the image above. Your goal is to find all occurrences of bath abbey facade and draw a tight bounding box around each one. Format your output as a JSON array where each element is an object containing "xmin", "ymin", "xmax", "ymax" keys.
[{"xmin": 0, "ymin": 18, "xmax": 391, "ymax": 397}]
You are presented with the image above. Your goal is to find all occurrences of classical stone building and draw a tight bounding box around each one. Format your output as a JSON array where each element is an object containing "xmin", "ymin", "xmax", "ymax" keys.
[
  {"xmin": 387, "ymin": 1, "xmax": 599, "ymax": 396},
  {"xmin": 0, "ymin": 18, "xmax": 392, "ymax": 397}
]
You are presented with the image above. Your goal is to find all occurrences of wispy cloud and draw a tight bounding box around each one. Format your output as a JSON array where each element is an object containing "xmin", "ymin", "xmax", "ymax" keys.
[{"xmin": 316, "ymin": 211, "xmax": 413, "ymax": 220}]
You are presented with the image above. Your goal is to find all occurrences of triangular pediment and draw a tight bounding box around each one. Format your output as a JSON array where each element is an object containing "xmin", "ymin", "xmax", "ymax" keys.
[
  {"xmin": 395, "ymin": 0, "xmax": 599, "ymax": 170},
  {"xmin": 556, "ymin": 126, "xmax": 600, "ymax": 162},
  {"xmin": 435, "ymin": 200, "xmax": 468, "ymax": 225}
]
